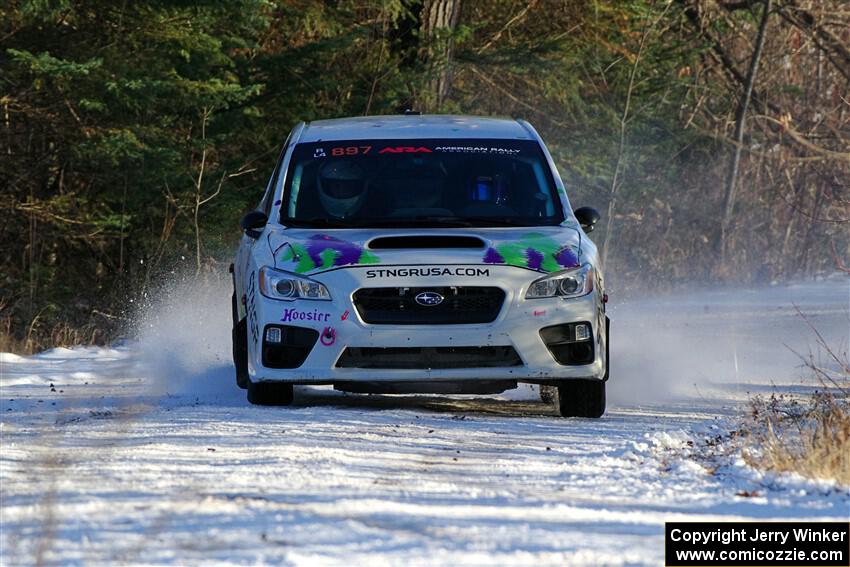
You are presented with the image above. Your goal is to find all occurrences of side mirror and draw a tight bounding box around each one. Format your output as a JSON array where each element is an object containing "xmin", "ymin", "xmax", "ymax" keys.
[
  {"xmin": 240, "ymin": 210, "xmax": 268, "ymax": 239},
  {"xmin": 573, "ymin": 207, "xmax": 600, "ymax": 233}
]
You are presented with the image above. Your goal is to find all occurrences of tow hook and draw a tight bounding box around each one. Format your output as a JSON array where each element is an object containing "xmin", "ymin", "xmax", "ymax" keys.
[{"xmin": 321, "ymin": 327, "xmax": 336, "ymax": 346}]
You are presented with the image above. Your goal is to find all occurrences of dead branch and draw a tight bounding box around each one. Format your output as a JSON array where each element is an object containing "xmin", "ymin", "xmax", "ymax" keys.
[
  {"xmin": 831, "ymin": 240, "xmax": 850, "ymax": 274},
  {"xmin": 757, "ymin": 114, "xmax": 850, "ymax": 162}
]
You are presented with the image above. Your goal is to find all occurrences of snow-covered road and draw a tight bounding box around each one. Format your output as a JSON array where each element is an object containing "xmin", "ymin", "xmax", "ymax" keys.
[{"xmin": 1, "ymin": 279, "xmax": 848, "ymax": 566}]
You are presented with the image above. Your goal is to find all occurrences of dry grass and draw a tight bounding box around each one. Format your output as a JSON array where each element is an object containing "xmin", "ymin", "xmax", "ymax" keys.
[
  {"xmin": 0, "ymin": 313, "xmax": 23, "ymax": 353},
  {"xmin": 742, "ymin": 310, "xmax": 850, "ymax": 485},
  {"xmin": 0, "ymin": 312, "xmax": 115, "ymax": 355},
  {"xmin": 744, "ymin": 392, "xmax": 850, "ymax": 485}
]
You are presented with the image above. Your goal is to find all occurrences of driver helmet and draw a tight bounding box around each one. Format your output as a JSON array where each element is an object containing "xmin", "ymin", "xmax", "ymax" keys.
[{"xmin": 318, "ymin": 160, "xmax": 367, "ymax": 218}]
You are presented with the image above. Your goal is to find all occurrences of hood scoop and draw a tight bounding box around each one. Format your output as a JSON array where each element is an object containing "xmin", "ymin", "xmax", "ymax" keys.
[{"xmin": 368, "ymin": 235, "xmax": 486, "ymax": 250}]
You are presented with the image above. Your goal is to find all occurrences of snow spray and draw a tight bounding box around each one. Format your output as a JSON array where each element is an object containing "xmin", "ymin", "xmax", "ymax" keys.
[
  {"xmin": 606, "ymin": 279, "xmax": 849, "ymax": 404},
  {"xmin": 131, "ymin": 267, "xmax": 238, "ymax": 401}
]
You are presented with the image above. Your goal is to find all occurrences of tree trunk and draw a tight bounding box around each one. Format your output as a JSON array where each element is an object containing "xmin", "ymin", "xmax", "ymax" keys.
[
  {"xmin": 419, "ymin": 0, "xmax": 461, "ymax": 112},
  {"xmin": 717, "ymin": 0, "xmax": 772, "ymax": 269}
]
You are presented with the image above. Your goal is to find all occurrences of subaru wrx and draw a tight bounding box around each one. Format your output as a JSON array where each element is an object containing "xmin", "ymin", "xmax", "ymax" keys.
[{"xmin": 231, "ymin": 115, "xmax": 610, "ymax": 417}]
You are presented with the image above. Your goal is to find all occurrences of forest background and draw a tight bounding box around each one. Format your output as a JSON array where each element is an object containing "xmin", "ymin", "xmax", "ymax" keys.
[{"xmin": 2, "ymin": 0, "xmax": 848, "ymax": 351}]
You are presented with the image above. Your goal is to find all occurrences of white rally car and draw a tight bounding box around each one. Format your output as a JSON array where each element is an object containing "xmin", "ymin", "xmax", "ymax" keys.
[{"xmin": 231, "ymin": 115, "xmax": 609, "ymax": 417}]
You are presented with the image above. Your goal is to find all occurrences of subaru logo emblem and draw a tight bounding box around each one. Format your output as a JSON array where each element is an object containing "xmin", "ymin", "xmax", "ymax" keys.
[{"xmin": 415, "ymin": 291, "xmax": 444, "ymax": 306}]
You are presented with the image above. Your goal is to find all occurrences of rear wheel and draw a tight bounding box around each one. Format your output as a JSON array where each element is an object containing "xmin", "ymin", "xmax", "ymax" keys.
[
  {"xmin": 247, "ymin": 381, "xmax": 294, "ymax": 406},
  {"xmin": 539, "ymin": 384, "xmax": 556, "ymax": 404},
  {"xmin": 552, "ymin": 379, "xmax": 606, "ymax": 418}
]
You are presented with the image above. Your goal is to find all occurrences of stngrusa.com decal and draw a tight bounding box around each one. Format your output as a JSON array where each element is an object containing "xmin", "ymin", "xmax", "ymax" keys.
[{"xmin": 365, "ymin": 267, "xmax": 490, "ymax": 279}]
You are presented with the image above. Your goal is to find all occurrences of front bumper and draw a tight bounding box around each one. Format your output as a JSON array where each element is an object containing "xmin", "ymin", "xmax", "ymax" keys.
[{"xmin": 247, "ymin": 264, "xmax": 606, "ymax": 384}]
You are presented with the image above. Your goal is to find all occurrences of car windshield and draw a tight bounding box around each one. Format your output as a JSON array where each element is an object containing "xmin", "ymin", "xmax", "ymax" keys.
[{"xmin": 279, "ymin": 138, "xmax": 564, "ymax": 228}]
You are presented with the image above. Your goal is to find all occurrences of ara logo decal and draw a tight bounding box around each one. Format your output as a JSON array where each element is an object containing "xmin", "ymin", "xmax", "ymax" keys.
[{"xmin": 378, "ymin": 146, "xmax": 433, "ymax": 154}]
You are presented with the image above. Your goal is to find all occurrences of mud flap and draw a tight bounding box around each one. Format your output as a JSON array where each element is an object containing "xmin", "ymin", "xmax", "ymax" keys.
[
  {"xmin": 604, "ymin": 315, "xmax": 610, "ymax": 381},
  {"xmin": 233, "ymin": 317, "xmax": 249, "ymax": 389}
]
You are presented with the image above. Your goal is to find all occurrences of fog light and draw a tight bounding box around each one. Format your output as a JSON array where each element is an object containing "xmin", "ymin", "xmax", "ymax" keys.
[
  {"xmin": 575, "ymin": 323, "xmax": 591, "ymax": 341},
  {"xmin": 265, "ymin": 327, "xmax": 282, "ymax": 343}
]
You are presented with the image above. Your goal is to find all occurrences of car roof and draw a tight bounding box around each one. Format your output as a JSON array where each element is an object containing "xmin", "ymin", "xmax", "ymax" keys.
[{"xmin": 298, "ymin": 114, "xmax": 535, "ymax": 143}]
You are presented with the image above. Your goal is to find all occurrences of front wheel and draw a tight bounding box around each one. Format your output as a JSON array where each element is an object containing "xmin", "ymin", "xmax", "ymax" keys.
[
  {"xmin": 247, "ymin": 381, "xmax": 294, "ymax": 406},
  {"xmin": 552, "ymin": 379, "xmax": 606, "ymax": 418}
]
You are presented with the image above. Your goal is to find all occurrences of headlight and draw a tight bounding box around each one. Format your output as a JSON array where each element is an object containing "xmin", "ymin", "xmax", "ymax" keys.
[
  {"xmin": 526, "ymin": 264, "xmax": 594, "ymax": 299},
  {"xmin": 258, "ymin": 266, "xmax": 331, "ymax": 301}
]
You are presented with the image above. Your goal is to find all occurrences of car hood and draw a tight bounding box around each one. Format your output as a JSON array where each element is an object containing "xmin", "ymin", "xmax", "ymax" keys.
[{"xmin": 264, "ymin": 226, "xmax": 587, "ymax": 276}]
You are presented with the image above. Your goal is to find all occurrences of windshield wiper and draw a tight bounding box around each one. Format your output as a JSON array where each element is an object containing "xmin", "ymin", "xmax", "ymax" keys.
[
  {"xmin": 281, "ymin": 217, "xmax": 357, "ymax": 228},
  {"xmin": 454, "ymin": 218, "xmax": 529, "ymax": 227},
  {"xmin": 282, "ymin": 216, "xmax": 468, "ymax": 228},
  {"xmin": 452, "ymin": 217, "xmax": 561, "ymax": 227},
  {"xmin": 282, "ymin": 216, "xmax": 561, "ymax": 228},
  {"xmin": 360, "ymin": 217, "xmax": 475, "ymax": 228}
]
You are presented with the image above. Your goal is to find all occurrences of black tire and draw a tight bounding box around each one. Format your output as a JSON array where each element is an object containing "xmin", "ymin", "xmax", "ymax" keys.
[
  {"xmin": 539, "ymin": 384, "xmax": 556, "ymax": 404},
  {"xmin": 232, "ymin": 296, "xmax": 249, "ymax": 389},
  {"xmin": 552, "ymin": 379, "xmax": 606, "ymax": 418},
  {"xmin": 247, "ymin": 381, "xmax": 294, "ymax": 406}
]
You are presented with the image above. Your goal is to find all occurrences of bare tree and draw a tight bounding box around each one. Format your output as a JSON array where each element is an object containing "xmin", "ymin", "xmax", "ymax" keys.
[
  {"xmin": 600, "ymin": 2, "xmax": 674, "ymax": 268},
  {"xmin": 192, "ymin": 108, "xmax": 221, "ymax": 275},
  {"xmin": 717, "ymin": 0, "xmax": 772, "ymax": 265}
]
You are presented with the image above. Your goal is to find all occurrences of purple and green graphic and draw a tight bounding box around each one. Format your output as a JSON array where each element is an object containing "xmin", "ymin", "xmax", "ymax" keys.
[
  {"xmin": 279, "ymin": 234, "xmax": 380, "ymax": 273},
  {"xmin": 483, "ymin": 233, "xmax": 579, "ymax": 272}
]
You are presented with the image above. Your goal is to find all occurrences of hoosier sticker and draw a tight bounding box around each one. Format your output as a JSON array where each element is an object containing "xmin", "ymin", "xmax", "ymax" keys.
[{"xmin": 281, "ymin": 307, "xmax": 331, "ymax": 323}]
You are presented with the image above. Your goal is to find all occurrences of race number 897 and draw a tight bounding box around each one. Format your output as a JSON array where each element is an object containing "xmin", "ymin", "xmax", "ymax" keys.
[{"xmin": 331, "ymin": 146, "xmax": 371, "ymax": 156}]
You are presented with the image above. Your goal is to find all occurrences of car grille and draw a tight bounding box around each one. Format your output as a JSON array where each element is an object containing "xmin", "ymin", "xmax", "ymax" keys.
[
  {"xmin": 336, "ymin": 346, "xmax": 522, "ymax": 369},
  {"xmin": 352, "ymin": 286, "xmax": 505, "ymax": 325}
]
